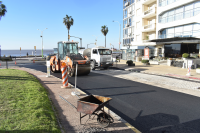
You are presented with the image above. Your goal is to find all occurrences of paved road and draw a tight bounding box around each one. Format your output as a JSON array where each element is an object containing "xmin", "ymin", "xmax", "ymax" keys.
[{"xmin": 7, "ymin": 62, "xmax": 200, "ymax": 133}]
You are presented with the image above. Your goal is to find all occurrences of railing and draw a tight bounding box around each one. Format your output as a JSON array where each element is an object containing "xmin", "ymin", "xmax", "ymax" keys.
[
  {"xmin": 144, "ymin": 8, "xmax": 153, "ymax": 15},
  {"xmin": 159, "ymin": 30, "xmax": 200, "ymax": 39},
  {"xmin": 143, "ymin": 23, "xmax": 156, "ymax": 30},
  {"xmin": 159, "ymin": 8, "xmax": 200, "ymax": 23},
  {"xmin": 144, "ymin": 24, "xmax": 153, "ymax": 29}
]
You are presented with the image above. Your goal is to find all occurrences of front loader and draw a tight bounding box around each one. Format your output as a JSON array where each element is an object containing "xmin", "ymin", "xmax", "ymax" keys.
[{"xmin": 50, "ymin": 41, "xmax": 91, "ymax": 77}]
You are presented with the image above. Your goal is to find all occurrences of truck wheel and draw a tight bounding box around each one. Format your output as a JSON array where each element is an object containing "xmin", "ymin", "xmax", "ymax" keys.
[{"xmin": 91, "ymin": 61, "xmax": 96, "ymax": 70}]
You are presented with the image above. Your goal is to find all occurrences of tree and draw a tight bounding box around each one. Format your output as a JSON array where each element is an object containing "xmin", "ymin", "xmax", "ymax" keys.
[
  {"xmin": 101, "ymin": 25, "xmax": 109, "ymax": 47},
  {"xmin": 0, "ymin": 1, "xmax": 7, "ymax": 20},
  {"xmin": 63, "ymin": 15, "xmax": 74, "ymax": 41}
]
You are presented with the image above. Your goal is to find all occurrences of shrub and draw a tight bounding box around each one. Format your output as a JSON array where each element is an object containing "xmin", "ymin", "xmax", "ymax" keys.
[
  {"xmin": 126, "ymin": 60, "xmax": 133, "ymax": 64},
  {"xmin": 182, "ymin": 53, "xmax": 189, "ymax": 58},
  {"xmin": 141, "ymin": 60, "xmax": 149, "ymax": 63}
]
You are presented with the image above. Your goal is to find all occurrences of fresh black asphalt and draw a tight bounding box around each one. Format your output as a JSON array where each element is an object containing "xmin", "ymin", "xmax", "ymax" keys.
[{"xmin": 16, "ymin": 63, "xmax": 200, "ymax": 133}]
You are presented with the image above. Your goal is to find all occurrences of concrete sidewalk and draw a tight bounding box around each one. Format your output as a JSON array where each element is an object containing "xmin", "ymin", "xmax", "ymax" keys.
[
  {"xmin": 13, "ymin": 67, "xmax": 135, "ymax": 133},
  {"xmin": 112, "ymin": 60, "xmax": 200, "ymax": 81}
]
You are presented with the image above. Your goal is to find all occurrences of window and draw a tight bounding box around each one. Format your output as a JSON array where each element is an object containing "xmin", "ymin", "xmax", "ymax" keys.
[
  {"xmin": 124, "ymin": 29, "xmax": 128, "ymax": 38},
  {"xmin": 159, "ymin": 23, "xmax": 200, "ymax": 38},
  {"xmin": 193, "ymin": 23, "xmax": 200, "ymax": 30},
  {"xmin": 124, "ymin": 10, "xmax": 127, "ymax": 19},
  {"xmin": 167, "ymin": 28, "xmax": 174, "ymax": 38},
  {"xmin": 159, "ymin": 1, "xmax": 200, "ymax": 23},
  {"xmin": 98, "ymin": 49, "xmax": 111, "ymax": 55},
  {"xmin": 175, "ymin": 26, "xmax": 183, "ymax": 37},
  {"xmin": 159, "ymin": 0, "xmax": 180, "ymax": 7},
  {"xmin": 129, "ymin": 18, "xmax": 132, "ymax": 26},
  {"xmin": 183, "ymin": 24, "xmax": 192, "ymax": 37},
  {"xmin": 194, "ymin": 1, "xmax": 200, "ymax": 8},
  {"xmin": 175, "ymin": 7, "xmax": 183, "ymax": 20},
  {"xmin": 93, "ymin": 49, "xmax": 97, "ymax": 54},
  {"xmin": 123, "ymin": 0, "xmax": 127, "ymax": 9},
  {"xmin": 132, "ymin": 4, "xmax": 134, "ymax": 11},
  {"xmin": 132, "ymin": 15, "xmax": 134, "ymax": 26},
  {"xmin": 124, "ymin": 19, "xmax": 127, "ymax": 28},
  {"xmin": 194, "ymin": 1, "xmax": 200, "ymax": 16},
  {"xmin": 184, "ymin": 4, "xmax": 193, "ymax": 18},
  {"xmin": 58, "ymin": 42, "xmax": 63, "ymax": 59},
  {"xmin": 167, "ymin": 9, "xmax": 175, "ymax": 22}
]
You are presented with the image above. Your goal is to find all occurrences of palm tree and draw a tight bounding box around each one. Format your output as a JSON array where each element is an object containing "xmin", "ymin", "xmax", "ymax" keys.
[
  {"xmin": 63, "ymin": 15, "xmax": 74, "ymax": 41},
  {"xmin": 101, "ymin": 25, "xmax": 109, "ymax": 47},
  {"xmin": 0, "ymin": 1, "xmax": 7, "ymax": 20}
]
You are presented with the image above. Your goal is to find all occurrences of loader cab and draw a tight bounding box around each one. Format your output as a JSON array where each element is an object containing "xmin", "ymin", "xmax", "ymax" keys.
[{"xmin": 57, "ymin": 41, "xmax": 79, "ymax": 60}]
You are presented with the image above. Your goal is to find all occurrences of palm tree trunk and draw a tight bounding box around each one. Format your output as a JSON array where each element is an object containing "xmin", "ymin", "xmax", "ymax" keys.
[
  {"xmin": 68, "ymin": 30, "xmax": 69, "ymax": 41},
  {"xmin": 105, "ymin": 36, "xmax": 106, "ymax": 47}
]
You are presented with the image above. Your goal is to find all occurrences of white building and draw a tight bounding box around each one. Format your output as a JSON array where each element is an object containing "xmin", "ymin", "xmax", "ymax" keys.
[{"xmin": 122, "ymin": 0, "xmax": 200, "ymax": 60}]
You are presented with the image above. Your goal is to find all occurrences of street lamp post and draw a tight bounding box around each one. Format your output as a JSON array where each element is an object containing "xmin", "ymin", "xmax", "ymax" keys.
[
  {"xmin": 113, "ymin": 21, "xmax": 121, "ymax": 50},
  {"xmin": 87, "ymin": 43, "xmax": 96, "ymax": 48},
  {"xmin": 110, "ymin": 43, "xmax": 114, "ymax": 49},
  {"xmin": 37, "ymin": 28, "xmax": 48, "ymax": 58},
  {"xmin": 92, "ymin": 35, "xmax": 101, "ymax": 46},
  {"xmin": 70, "ymin": 36, "xmax": 82, "ymax": 47}
]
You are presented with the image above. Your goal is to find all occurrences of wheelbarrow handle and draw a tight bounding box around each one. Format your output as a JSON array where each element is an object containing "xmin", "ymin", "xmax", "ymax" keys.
[{"xmin": 59, "ymin": 95, "xmax": 77, "ymax": 109}]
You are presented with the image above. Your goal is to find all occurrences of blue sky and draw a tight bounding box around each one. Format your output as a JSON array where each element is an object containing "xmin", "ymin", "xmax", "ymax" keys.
[{"xmin": 0, "ymin": 0, "xmax": 123, "ymax": 50}]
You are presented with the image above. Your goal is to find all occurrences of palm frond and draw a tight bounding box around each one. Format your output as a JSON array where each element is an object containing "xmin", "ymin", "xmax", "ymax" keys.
[
  {"xmin": 101, "ymin": 25, "xmax": 108, "ymax": 36},
  {"xmin": 63, "ymin": 14, "xmax": 74, "ymax": 30},
  {"xmin": 0, "ymin": 3, "xmax": 7, "ymax": 17}
]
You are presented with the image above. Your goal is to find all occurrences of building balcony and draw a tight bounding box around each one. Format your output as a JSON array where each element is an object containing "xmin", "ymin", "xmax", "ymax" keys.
[
  {"xmin": 142, "ymin": 0, "xmax": 156, "ymax": 5},
  {"xmin": 142, "ymin": 23, "xmax": 156, "ymax": 32},
  {"xmin": 142, "ymin": 5, "xmax": 156, "ymax": 19}
]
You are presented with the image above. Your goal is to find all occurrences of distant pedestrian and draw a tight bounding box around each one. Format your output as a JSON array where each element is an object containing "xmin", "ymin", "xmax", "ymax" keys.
[{"xmin": 27, "ymin": 52, "xmax": 29, "ymax": 57}]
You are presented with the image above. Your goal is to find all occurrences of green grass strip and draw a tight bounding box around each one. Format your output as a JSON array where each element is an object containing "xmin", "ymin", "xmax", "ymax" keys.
[{"xmin": 0, "ymin": 69, "xmax": 61, "ymax": 133}]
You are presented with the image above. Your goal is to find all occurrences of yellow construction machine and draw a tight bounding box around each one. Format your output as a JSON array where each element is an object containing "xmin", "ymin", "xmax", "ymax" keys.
[{"xmin": 50, "ymin": 41, "xmax": 91, "ymax": 76}]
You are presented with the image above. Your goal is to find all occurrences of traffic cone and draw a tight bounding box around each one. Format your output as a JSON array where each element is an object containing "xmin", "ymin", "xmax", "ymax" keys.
[
  {"xmin": 33, "ymin": 59, "xmax": 35, "ymax": 63},
  {"xmin": 61, "ymin": 65, "xmax": 71, "ymax": 88},
  {"xmin": 15, "ymin": 60, "xmax": 17, "ymax": 65},
  {"xmin": 186, "ymin": 66, "xmax": 191, "ymax": 76}
]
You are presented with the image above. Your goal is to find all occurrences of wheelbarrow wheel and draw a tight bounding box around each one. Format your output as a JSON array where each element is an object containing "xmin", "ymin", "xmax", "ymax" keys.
[{"xmin": 97, "ymin": 113, "xmax": 110, "ymax": 128}]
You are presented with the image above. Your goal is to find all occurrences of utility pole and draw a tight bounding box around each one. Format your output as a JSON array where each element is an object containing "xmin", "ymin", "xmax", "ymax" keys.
[{"xmin": 37, "ymin": 28, "xmax": 48, "ymax": 58}]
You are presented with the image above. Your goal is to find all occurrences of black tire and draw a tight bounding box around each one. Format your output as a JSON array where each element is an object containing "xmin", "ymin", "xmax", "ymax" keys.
[
  {"xmin": 104, "ymin": 67, "xmax": 109, "ymax": 70},
  {"xmin": 97, "ymin": 113, "xmax": 111, "ymax": 128},
  {"xmin": 91, "ymin": 61, "xmax": 96, "ymax": 70}
]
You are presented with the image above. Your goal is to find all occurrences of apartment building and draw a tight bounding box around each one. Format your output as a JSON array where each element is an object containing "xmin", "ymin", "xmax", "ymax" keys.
[{"xmin": 122, "ymin": 0, "xmax": 200, "ymax": 60}]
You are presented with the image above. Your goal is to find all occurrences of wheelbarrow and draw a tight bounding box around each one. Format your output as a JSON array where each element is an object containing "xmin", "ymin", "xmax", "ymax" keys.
[{"xmin": 59, "ymin": 95, "xmax": 114, "ymax": 127}]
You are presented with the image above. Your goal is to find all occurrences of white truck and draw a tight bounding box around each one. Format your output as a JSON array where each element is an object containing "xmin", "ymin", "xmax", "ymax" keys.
[{"xmin": 83, "ymin": 46, "xmax": 113, "ymax": 70}]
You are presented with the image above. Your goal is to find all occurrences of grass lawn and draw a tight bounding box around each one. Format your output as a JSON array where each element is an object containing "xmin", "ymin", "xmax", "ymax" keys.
[{"xmin": 0, "ymin": 69, "xmax": 61, "ymax": 133}]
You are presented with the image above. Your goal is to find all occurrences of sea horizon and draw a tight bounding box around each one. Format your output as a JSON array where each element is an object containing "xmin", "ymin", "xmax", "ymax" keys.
[{"xmin": 0, "ymin": 49, "xmax": 54, "ymax": 57}]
